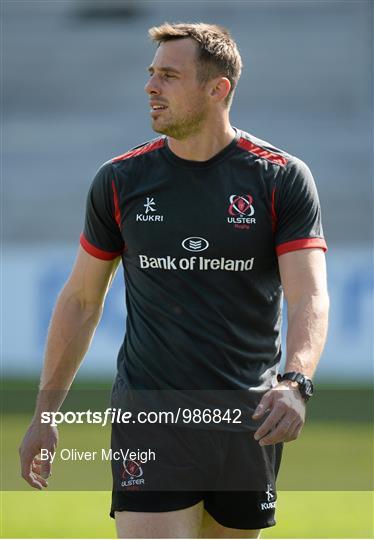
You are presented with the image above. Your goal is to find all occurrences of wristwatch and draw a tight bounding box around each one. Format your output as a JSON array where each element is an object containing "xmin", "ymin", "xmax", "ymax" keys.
[{"xmin": 277, "ymin": 372, "xmax": 314, "ymax": 401}]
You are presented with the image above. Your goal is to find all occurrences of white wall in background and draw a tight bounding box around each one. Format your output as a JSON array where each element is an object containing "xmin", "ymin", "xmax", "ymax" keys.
[{"xmin": 2, "ymin": 245, "xmax": 373, "ymax": 381}]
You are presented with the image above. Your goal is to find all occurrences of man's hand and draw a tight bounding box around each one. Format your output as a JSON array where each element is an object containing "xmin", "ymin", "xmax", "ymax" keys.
[
  {"xmin": 19, "ymin": 421, "xmax": 58, "ymax": 489},
  {"xmin": 252, "ymin": 382, "xmax": 306, "ymax": 445}
]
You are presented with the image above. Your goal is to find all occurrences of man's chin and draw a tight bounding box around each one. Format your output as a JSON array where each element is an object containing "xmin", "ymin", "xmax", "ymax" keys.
[
  {"xmin": 151, "ymin": 118, "xmax": 201, "ymax": 140},
  {"xmin": 149, "ymin": 116, "xmax": 164, "ymax": 132},
  {"xmin": 151, "ymin": 122, "xmax": 185, "ymax": 140},
  {"xmin": 151, "ymin": 122, "xmax": 167, "ymax": 135}
]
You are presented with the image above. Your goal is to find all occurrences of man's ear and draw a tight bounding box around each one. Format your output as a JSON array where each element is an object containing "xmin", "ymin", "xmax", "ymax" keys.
[{"xmin": 209, "ymin": 77, "xmax": 231, "ymax": 103}]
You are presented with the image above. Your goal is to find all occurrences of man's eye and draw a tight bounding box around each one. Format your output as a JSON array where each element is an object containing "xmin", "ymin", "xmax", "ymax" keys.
[{"xmin": 147, "ymin": 72, "xmax": 176, "ymax": 79}]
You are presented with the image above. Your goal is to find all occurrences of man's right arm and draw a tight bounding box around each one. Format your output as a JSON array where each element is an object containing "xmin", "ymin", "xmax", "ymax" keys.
[{"xmin": 19, "ymin": 246, "xmax": 121, "ymax": 489}]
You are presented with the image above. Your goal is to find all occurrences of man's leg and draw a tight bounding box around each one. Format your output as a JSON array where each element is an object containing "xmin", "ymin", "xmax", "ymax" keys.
[
  {"xmin": 201, "ymin": 510, "xmax": 260, "ymax": 539},
  {"xmin": 115, "ymin": 501, "xmax": 204, "ymax": 539}
]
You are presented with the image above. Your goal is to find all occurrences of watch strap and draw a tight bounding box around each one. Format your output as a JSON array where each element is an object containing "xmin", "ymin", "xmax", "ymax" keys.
[
  {"xmin": 277, "ymin": 371, "xmax": 305, "ymax": 384},
  {"xmin": 277, "ymin": 371, "xmax": 314, "ymax": 401}
]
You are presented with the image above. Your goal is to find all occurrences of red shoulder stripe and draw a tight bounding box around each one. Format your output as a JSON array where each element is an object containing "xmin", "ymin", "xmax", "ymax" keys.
[
  {"xmin": 112, "ymin": 138, "xmax": 165, "ymax": 163},
  {"xmin": 271, "ymin": 187, "xmax": 277, "ymax": 233},
  {"xmin": 237, "ymin": 137, "xmax": 288, "ymax": 167},
  {"xmin": 111, "ymin": 181, "xmax": 121, "ymax": 228}
]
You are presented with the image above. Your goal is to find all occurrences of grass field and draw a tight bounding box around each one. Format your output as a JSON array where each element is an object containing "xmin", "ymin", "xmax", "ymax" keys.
[
  {"xmin": 1, "ymin": 491, "xmax": 373, "ymax": 538},
  {"xmin": 1, "ymin": 383, "xmax": 373, "ymax": 538}
]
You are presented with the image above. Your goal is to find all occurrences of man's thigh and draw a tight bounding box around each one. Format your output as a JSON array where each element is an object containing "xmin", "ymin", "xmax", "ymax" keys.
[
  {"xmin": 202, "ymin": 489, "xmax": 277, "ymax": 535},
  {"xmin": 115, "ymin": 501, "xmax": 204, "ymax": 539},
  {"xmin": 201, "ymin": 510, "xmax": 260, "ymax": 539}
]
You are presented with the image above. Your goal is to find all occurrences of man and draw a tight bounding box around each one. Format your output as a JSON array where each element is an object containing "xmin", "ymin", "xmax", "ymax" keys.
[{"xmin": 19, "ymin": 23, "xmax": 329, "ymax": 538}]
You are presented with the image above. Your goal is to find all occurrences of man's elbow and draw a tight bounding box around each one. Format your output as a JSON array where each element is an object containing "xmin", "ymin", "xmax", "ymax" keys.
[{"xmin": 57, "ymin": 284, "xmax": 104, "ymax": 321}]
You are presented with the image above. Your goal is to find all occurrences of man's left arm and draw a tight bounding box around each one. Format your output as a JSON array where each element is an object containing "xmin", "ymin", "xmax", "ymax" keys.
[{"xmin": 253, "ymin": 247, "xmax": 329, "ymax": 445}]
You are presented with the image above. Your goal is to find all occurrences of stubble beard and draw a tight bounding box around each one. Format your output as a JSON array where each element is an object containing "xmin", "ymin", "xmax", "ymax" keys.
[{"xmin": 152, "ymin": 102, "xmax": 209, "ymax": 140}]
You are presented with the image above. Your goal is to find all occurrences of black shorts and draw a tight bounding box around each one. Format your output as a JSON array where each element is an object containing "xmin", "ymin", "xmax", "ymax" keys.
[{"xmin": 110, "ymin": 422, "xmax": 283, "ymax": 530}]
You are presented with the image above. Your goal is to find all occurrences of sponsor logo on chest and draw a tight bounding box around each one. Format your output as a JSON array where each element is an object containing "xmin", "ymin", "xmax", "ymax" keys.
[
  {"xmin": 182, "ymin": 237, "xmax": 209, "ymax": 252},
  {"xmin": 138, "ymin": 237, "xmax": 255, "ymax": 272},
  {"xmin": 136, "ymin": 197, "xmax": 164, "ymax": 222}
]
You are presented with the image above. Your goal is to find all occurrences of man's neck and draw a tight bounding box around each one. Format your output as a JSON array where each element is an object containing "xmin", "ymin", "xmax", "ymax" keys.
[{"xmin": 167, "ymin": 119, "xmax": 236, "ymax": 162}]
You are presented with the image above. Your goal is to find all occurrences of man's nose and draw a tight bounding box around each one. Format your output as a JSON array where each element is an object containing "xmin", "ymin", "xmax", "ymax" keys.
[{"xmin": 144, "ymin": 76, "xmax": 161, "ymax": 96}]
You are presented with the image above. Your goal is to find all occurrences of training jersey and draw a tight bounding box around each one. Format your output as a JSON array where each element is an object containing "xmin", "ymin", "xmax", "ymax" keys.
[{"xmin": 80, "ymin": 128, "xmax": 326, "ymax": 397}]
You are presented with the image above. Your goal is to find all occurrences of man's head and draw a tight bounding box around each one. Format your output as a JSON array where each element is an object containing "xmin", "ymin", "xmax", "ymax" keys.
[{"xmin": 145, "ymin": 22, "xmax": 242, "ymax": 139}]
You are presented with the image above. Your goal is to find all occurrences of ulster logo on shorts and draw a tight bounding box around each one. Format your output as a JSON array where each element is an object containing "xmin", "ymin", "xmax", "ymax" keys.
[
  {"xmin": 121, "ymin": 459, "xmax": 145, "ymax": 489},
  {"xmin": 227, "ymin": 194, "xmax": 256, "ymax": 230}
]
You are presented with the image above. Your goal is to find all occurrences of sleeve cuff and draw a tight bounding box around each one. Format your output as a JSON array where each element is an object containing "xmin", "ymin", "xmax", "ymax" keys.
[
  {"xmin": 276, "ymin": 237, "xmax": 328, "ymax": 256},
  {"xmin": 80, "ymin": 233, "xmax": 123, "ymax": 260}
]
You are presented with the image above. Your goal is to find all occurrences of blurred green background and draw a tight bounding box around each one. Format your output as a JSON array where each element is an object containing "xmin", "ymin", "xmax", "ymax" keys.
[{"xmin": 1, "ymin": 491, "xmax": 373, "ymax": 538}]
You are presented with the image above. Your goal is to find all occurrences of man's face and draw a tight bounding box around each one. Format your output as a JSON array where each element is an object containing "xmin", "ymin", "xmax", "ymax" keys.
[{"xmin": 145, "ymin": 38, "xmax": 210, "ymax": 139}]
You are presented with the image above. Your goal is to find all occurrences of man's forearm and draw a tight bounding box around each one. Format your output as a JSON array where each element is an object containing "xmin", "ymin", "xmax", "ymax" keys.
[
  {"xmin": 284, "ymin": 292, "xmax": 329, "ymax": 378},
  {"xmin": 33, "ymin": 287, "xmax": 103, "ymax": 417}
]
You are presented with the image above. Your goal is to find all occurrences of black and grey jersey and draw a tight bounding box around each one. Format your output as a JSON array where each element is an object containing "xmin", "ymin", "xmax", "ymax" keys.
[{"xmin": 81, "ymin": 128, "xmax": 326, "ymax": 394}]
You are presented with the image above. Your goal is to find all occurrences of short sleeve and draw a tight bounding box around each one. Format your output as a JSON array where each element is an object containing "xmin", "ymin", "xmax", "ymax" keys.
[
  {"xmin": 274, "ymin": 158, "xmax": 327, "ymax": 256},
  {"xmin": 80, "ymin": 163, "xmax": 125, "ymax": 260}
]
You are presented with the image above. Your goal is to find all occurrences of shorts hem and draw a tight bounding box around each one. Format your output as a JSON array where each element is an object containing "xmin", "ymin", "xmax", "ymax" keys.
[{"xmin": 205, "ymin": 506, "xmax": 276, "ymax": 530}]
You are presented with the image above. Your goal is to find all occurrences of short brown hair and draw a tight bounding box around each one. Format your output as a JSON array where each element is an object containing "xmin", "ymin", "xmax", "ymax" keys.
[{"xmin": 148, "ymin": 22, "xmax": 242, "ymax": 106}]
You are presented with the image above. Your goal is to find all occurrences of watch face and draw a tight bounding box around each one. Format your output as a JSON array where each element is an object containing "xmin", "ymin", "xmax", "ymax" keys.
[{"xmin": 304, "ymin": 380, "xmax": 314, "ymax": 397}]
